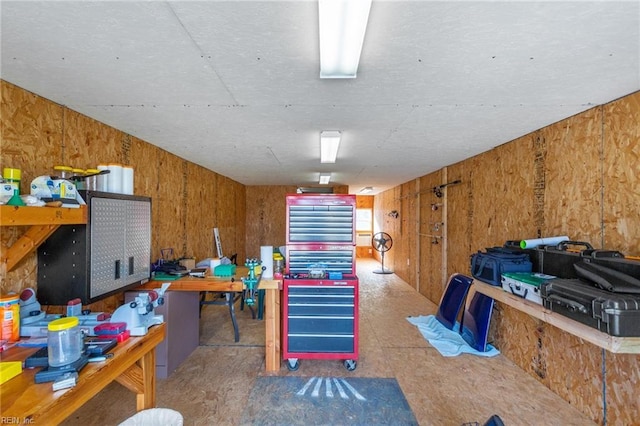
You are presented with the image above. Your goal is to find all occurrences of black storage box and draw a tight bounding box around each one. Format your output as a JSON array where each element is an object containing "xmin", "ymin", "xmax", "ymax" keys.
[
  {"xmin": 534, "ymin": 241, "xmax": 593, "ymax": 278},
  {"xmin": 541, "ymin": 278, "xmax": 640, "ymax": 337},
  {"xmin": 535, "ymin": 241, "xmax": 640, "ymax": 281}
]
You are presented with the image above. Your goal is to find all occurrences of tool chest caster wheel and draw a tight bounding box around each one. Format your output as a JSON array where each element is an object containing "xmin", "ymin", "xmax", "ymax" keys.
[
  {"xmin": 286, "ymin": 359, "xmax": 300, "ymax": 371},
  {"xmin": 343, "ymin": 359, "xmax": 357, "ymax": 371}
]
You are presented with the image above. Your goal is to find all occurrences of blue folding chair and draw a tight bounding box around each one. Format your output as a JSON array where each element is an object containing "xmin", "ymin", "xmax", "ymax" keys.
[
  {"xmin": 435, "ymin": 274, "xmax": 473, "ymax": 330},
  {"xmin": 460, "ymin": 292, "xmax": 495, "ymax": 352}
]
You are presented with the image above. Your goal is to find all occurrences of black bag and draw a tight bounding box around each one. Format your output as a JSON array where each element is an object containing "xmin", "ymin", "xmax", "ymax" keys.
[{"xmin": 471, "ymin": 247, "xmax": 533, "ymax": 286}]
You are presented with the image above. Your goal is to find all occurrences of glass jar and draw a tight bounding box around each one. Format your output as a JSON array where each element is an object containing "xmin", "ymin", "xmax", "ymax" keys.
[
  {"xmin": 47, "ymin": 317, "xmax": 83, "ymax": 367},
  {"xmin": 273, "ymin": 254, "xmax": 285, "ymax": 274}
]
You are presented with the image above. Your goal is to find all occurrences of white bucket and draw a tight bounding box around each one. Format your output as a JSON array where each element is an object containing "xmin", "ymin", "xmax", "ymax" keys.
[{"xmin": 118, "ymin": 408, "xmax": 183, "ymax": 426}]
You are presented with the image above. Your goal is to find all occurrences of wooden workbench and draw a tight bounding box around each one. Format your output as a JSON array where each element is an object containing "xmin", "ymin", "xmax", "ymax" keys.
[
  {"xmin": 139, "ymin": 268, "xmax": 282, "ymax": 373},
  {"xmin": 0, "ymin": 323, "xmax": 165, "ymax": 425}
]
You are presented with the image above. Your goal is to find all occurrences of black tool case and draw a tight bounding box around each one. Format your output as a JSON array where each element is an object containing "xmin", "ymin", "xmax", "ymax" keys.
[
  {"xmin": 541, "ymin": 278, "xmax": 640, "ymax": 337},
  {"xmin": 534, "ymin": 241, "xmax": 640, "ymax": 280},
  {"xmin": 534, "ymin": 241, "xmax": 593, "ymax": 278}
]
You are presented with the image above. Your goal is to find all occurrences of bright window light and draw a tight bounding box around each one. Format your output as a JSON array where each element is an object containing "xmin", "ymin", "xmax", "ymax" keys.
[
  {"xmin": 319, "ymin": 0, "xmax": 372, "ymax": 78},
  {"xmin": 320, "ymin": 130, "xmax": 341, "ymax": 163},
  {"xmin": 319, "ymin": 173, "xmax": 331, "ymax": 184}
]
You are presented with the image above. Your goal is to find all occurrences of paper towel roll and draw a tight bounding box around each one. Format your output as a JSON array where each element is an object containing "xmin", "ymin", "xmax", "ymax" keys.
[
  {"xmin": 108, "ymin": 163, "xmax": 123, "ymax": 193},
  {"xmin": 520, "ymin": 235, "xmax": 569, "ymax": 249},
  {"xmin": 260, "ymin": 246, "xmax": 274, "ymax": 279},
  {"xmin": 97, "ymin": 165, "xmax": 109, "ymax": 191},
  {"xmin": 122, "ymin": 166, "xmax": 134, "ymax": 195}
]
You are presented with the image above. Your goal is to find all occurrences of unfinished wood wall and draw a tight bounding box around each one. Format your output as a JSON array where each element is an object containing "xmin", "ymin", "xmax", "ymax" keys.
[
  {"xmin": 0, "ymin": 81, "xmax": 246, "ymax": 312},
  {"xmin": 373, "ymin": 90, "xmax": 640, "ymax": 425}
]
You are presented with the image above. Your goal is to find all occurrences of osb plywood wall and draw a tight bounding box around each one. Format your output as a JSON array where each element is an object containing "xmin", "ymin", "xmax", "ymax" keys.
[
  {"xmin": 0, "ymin": 81, "xmax": 246, "ymax": 312},
  {"xmin": 373, "ymin": 90, "xmax": 640, "ymax": 425}
]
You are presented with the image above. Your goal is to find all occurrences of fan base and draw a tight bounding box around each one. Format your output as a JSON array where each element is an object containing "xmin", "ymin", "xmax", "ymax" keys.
[{"xmin": 373, "ymin": 268, "xmax": 394, "ymax": 274}]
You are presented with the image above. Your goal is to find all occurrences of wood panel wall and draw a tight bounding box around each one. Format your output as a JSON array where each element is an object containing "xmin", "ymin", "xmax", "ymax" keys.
[
  {"xmin": 373, "ymin": 90, "xmax": 640, "ymax": 425},
  {"xmin": 0, "ymin": 81, "xmax": 246, "ymax": 313}
]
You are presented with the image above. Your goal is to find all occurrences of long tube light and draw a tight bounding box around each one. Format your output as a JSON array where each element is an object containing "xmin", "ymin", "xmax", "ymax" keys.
[
  {"xmin": 319, "ymin": 0, "xmax": 372, "ymax": 78},
  {"xmin": 320, "ymin": 130, "xmax": 341, "ymax": 163},
  {"xmin": 319, "ymin": 173, "xmax": 331, "ymax": 184}
]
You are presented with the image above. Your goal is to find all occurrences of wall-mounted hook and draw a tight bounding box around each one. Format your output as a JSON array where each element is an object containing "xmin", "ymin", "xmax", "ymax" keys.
[
  {"xmin": 433, "ymin": 222, "xmax": 444, "ymax": 232},
  {"xmin": 433, "ymin": 179, "xmax": 462, "ymax": 198}
]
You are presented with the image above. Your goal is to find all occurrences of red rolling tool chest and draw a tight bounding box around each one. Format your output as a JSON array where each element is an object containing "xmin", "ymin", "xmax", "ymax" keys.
[{"xmin": 282, "ymin": 194, "xmax": 359, "ymax": 371}]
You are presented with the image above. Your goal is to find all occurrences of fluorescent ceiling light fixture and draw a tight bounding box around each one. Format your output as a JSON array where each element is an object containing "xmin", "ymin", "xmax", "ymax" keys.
[
  {"xmin": 319, "ymin": 173, "xmax": 331, "ymax": 185},
  {"xmin": 359, "ymin": 187, "xmax": 373, "ymax": 194},
  {"xmin": 320, "ymin": 130, "xmax": 341, "ymax": 163},
  {"xmin": 319, "ymin": 0, "xmax": 372, "ymax": 78}
]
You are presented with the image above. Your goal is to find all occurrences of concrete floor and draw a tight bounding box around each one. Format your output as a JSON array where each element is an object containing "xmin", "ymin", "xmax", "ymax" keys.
[{"xmin": 62, "ymin": 259, "xmax": 595, "ymax": 426}]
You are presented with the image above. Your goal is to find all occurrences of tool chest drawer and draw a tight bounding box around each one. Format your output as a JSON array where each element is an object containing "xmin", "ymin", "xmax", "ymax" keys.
[
  {"xmin": 288, "ymin": 335, "xmax": 355, "ymax": 353},
  {"xmin": 287, "ymin": 246, "xmax": 355, "ymax": 275},
  {"xmin": 287, "ymin": 285, "xmax": 355, "ymax": 321},
  {"xmin": 286, "ymin": 194, "xmax": 356, "ymax": 244},
  {"xmin": 288, "ymin": 317, "xmax": 354, "ymax": 334},
  {"xmin": 287, "ymin": 205, "xmax": 354, "ymax": 242}
]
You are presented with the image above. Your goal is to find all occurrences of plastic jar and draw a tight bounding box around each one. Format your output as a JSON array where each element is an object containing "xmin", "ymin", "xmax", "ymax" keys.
[
  {"xmin": 85, "ymin": 168, "xmax": 100, "ymax": 191},
  {"xmin": 47, "ymin": 317, "xmax": 83, "ymax": 367},
  {"xmin": 0, "ymin": 294, "xmax": 20, "ymax": 343},
  {"xmin": 2, "ymin": 168, "xmax": 21, "ymax": 194},
  {"xmin": 53, "ymin": 165, "xmax": 73, "ymax": 179},
  {"xmin": 72, "ymin": 168, "xmax": 86, "ymax": 190},
  {"xmin": 273, "ymin": 254, "xmax": 284, "ymax": 273}
]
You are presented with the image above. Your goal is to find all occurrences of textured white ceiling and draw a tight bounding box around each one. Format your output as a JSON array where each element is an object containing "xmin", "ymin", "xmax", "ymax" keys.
[{"xmin": 2, "ymin": 1, "xmax": 639, "ymax": 194}]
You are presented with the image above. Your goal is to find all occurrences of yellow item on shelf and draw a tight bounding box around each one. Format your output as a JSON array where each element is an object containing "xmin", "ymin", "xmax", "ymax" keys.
[
  {"xmin": 0, "ymin": 361, "xmax": 23, "ymax": 384},
  {"xmin": 0, "ymin": 294, "xmax": 20, "ymax": 342}
]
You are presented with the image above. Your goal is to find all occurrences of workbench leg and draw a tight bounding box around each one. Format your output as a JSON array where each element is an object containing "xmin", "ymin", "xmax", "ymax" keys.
[
  {"xmin": 264, "ymin": 288, "xmax": 280, "ymax": 372},
  {"xmin": 227, "ymin": 292, "xmax": 240, "ymax": 342},
  {"xmin": 137, "ymin": 349, "xmax": 156, "ymax": 411}
]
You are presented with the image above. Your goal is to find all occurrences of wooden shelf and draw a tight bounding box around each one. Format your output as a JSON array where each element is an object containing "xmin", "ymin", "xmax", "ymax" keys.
[
  {"xmin": 472, "ymin": 279, "xmax": 640, "ymax": 354},
  {"xmin": 1, "ymin": 204, "xmax": 87, "ymax": 272},
  {"xmin": 0, "ymin": 204, "xmax": 87, "ymax": 226}
]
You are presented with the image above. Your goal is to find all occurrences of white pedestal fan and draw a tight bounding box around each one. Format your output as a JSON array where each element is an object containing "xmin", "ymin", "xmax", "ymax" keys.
[{"xmin": 372, "ymin": 232, "xmax": 393, "ymax": 274}]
